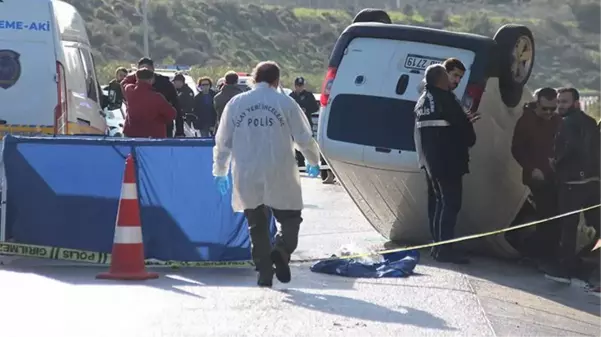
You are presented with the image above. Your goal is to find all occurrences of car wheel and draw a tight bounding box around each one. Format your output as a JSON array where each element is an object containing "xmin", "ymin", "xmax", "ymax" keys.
[
  {"xmin": 352, "ymin": 8, "xmax": 392, "ymax": 24},
  {"xmin": 493, "ymin": 24, "xmax": 535, "ymax": 108}
]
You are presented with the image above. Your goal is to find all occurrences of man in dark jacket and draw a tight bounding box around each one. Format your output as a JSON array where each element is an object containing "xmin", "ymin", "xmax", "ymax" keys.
[
  {"xmin": 105, "ymin": 67, "xmax": 128, "ymax": 110},
  {"xmin": 173, "ymin": 73, "xmax": 195, "ymax": 120},
  {"xmin": 121, "ymin": 57, "xmax": 183, "ymax": 137},
  {"xmin": 290, "ymin": 77, "xmax": 319, "ymax": 129},
  {"xmin": 213, "ymin": 71, "xmax": 243, "ymax": 130},
  {"xmin": 511, "ymin": 87, "xmax": 562, "ymax": 260},
  {"xmin": 193, "ymin": 76, "xmax": 217, "ymax": 137},
  {"xmin": 415, "ymin": 64, "xmax": 477, "ymax": 264},
  {"xmin": 122, "ymin": 69, "xmax": 176, "ymax": 138},
  {"xmin": 544, "ymin": 87, "xmax": 600, "ymax": 284},
  {"xmin": 290, "ymin": 77, "xmax": 320, "ymax": 167}
]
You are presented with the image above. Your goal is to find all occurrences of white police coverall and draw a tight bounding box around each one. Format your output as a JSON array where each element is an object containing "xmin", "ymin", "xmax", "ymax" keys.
[{"xmin": 213, "ymin": 82, "xmax": 320, "ymax": 212}]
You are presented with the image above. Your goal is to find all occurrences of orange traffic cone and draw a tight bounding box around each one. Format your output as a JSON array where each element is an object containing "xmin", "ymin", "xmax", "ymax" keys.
[{"xmin": 97, "ymin": 154, "xmax": 159, "ymax": 281}]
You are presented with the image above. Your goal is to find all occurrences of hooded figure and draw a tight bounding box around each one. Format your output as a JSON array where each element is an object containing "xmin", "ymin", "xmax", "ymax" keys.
[{"xmin": 212, "ymin": 61, "xmax": 320, "ymax": 287}]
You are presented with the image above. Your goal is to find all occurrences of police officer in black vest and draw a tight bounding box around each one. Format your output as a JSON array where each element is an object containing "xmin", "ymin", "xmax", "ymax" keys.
[{"xmin": 414, "ymin": 64, "xmax": 477, "ymax": 264}]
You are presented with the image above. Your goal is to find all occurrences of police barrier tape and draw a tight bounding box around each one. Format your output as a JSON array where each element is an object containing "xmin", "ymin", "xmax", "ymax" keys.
[{"xmin": 0, "ymin": 204, "xmax": 599, "ymax": 267}]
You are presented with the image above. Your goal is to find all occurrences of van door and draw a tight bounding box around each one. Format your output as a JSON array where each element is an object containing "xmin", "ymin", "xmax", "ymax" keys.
[
  {"xmin": 61, "ymin": 42, "xmax": 104, "ymax": 134},
  {"xmin": 321, "ymin": 37, "xmax": 475, "ymax": 172},
  {"xmin": 78, "ymin": 46, "xmax": 105, "ymax": 134},
  {"xmin": 0, "ymin": 0, "xmax": 58, "ymax": 134}
]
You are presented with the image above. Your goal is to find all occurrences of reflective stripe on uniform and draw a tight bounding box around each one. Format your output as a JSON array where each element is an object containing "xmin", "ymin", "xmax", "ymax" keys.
[{"xmin": 416, "ymin": 120, "xmax": 450, "ymax": 128}]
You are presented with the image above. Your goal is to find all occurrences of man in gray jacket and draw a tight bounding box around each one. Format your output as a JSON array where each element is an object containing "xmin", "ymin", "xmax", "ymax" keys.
[{"xmin": 213, "ymin": 71, "xmax": 243, "ymax": 130}]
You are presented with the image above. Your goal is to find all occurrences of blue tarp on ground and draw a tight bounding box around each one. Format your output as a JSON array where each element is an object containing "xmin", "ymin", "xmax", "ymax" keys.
[
  {"xmin": 310, "ymin": 250, "xmax": 420, "ymax": 278},
  {"xmin": 1, "ymin": 135, "xmax": 276, "ymax": 262}
]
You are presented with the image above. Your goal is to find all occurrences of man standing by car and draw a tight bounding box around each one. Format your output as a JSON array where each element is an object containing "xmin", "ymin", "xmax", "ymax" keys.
[
  {"xmin": 290, "ymin": 77, "xmax": 320, "ymax": 167},
  {"xmin": 173, "ymin": 73, "xmax": 195, "ymax": 124},
  {"xmin": 106, "ymin": 67, "xmax": 128, "ymax": 110},
  {"xmin": 511, "ymin": 88, "xmax": 561, "ymax": 262},
  {"xmin": 419, "ymin": 57, "xmax": 478, "ymax": 255},
  {"xmin": 414, "ymin": 64, "xmax": 477, "ymax": 264},
  {"xmin": 443, "ymin": 58, "xmax": 465, "ymax": 91},
  {"xmin": 122, "ymin": 69, "xmax": 176, "ymax": 138},
  {"xmin": 544, "ymin": 87, "xmax": 600, "ymax": 284},
  {"xmin": 214, "ymin": 71, "xmax": 243, "ymax": 130},
  {"xmin": 193, "ymin": 76, "xmax": 218, "ymax": 137},
  {"xmin": 121, "ymin": 57, "xmax": 183, "ymax": 137},
  {"xmin": 212, "ymin": 61, "xmax": 321, "ymax": 287}
]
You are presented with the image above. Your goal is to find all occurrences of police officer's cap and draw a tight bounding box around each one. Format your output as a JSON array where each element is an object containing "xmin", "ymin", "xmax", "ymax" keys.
[{"xmin": 294, "ymin": 77, "xmax": 305, "ymax": 86}]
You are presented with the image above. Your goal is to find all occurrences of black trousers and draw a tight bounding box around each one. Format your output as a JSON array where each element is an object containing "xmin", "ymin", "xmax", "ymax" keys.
[
  {"xmin": 426, "ymin": 172, "xmax": 463, "ymax": 246},
  {"xmin": 243, "ymin": 205, "xmax": 303, "ymax": 271},
  {"xmin": 558, "ymin": 181, "xmax": 600, "ymax": 265},
  {"xmin": 528, "ymin": 181, "xmax": 562, "ymax": 259},
  {"xmin": 165, "ymin": 121, "xmax": 174, "ymax": 138}
]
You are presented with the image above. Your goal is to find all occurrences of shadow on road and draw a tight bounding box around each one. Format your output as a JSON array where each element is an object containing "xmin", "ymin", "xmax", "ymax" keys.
[
  {"xmin": 276, "ymin": 288, "xmax": 454, "ymax": 330},
  {"xmin": 410, "ymin": 248, "xmax": 601, "ymax": 318},
  {"xmin": 0, "ymin": 259, "xmax": 356, "ymax": 300}
]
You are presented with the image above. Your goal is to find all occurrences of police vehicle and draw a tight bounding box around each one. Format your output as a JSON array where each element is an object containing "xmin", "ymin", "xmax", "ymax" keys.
[
  {"xmin": 0, "ymin": 0, "xmax": 107, "ymax": 136},
  {"xmin": 216, "ymin": 72, "xmax": 253, "ymax": 92},
  {"xmin": 317, "ymin": 19, "xmax": 535, "ymax": 257},
  {"xmin": 101, "ymin": 88, "xmax": 125, "ymax": 137}
]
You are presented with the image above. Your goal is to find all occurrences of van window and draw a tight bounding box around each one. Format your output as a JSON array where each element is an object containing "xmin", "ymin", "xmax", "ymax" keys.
[
  {"xmin": 327, "ymin": 94, "xmax": 416, "ymax": 152},
  {"xmin": 62, "ymin": 45, "xmax": 87, "ymax": 97},
  {"xmin": 79, "ymin": 49, "xmax": 99, "ymax": 103}
]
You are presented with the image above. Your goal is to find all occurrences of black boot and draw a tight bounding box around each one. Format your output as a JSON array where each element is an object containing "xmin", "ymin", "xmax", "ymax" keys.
[
  {"xmin": 271, "ymin": 248, "xmax": 291, "ymax": 283},
  {"xmin": 434, "ymin": 246, "xmax": 470, "ymax": 264},
  {"xmin": 542, "ymin": 263, "xmax": 571, "ymax": 284},
  {"xmin": 257, "ymin": 265, "xmax": 274, "ymax": 287}
]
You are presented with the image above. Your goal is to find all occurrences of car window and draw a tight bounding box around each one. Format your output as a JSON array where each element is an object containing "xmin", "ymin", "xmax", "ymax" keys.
[
  {"xmin": 62, "ymin": 45, "xmax": 87, "ymax": 97},
  {"xmin": 78, "ymin": 48, "xmax": 99, "ymax": 103},
  {"xmin": 237, "ymin": 84, "xmax": 251, "ymax": 92},
  {"xmin": 328, "ymin": 94, "xmax": 416, "ymax": 151}
]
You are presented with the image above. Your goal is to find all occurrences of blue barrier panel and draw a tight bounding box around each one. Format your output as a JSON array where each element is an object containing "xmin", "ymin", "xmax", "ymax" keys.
[{"xmin": 2, "ymin": 135, "xmax": 276, "ymax": 262}]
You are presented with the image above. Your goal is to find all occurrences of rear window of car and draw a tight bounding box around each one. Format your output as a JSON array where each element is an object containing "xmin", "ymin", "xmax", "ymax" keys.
[
  {"xmin": 238, "ymin": 84, "xmax": 251, "ymax": 92},
  {"xmin": 326, "ymin": 94, "xmax": 416, "ymax": 152}
]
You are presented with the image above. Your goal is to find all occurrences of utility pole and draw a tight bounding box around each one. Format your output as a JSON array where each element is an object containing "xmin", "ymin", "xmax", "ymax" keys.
[{"xmin": 142, "ymin": 0, "xmax": 150, "ymax": 58}]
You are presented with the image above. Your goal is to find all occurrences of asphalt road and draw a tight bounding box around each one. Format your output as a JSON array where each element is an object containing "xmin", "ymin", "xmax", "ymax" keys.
[{"xmin": 0, "ymin": 177, "xmax": 599, "ymax": 336}]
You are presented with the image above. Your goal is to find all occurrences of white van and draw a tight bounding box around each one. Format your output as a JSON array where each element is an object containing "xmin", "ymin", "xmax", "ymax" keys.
[
  {"xmin": 0, "ymin": 0, "xmax": 106, "ymax": 136},
  {"xmin": 317, "ymin": 22, "xmax": 535, "ymax": 257}
]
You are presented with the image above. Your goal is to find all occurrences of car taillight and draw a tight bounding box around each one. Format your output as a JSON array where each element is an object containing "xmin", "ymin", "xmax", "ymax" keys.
[
  {"xmin": 462, "ymin": 84, "xmax": 485, "ymax": 113},
  {"xmin": 54, "ymin": 61, "xmax": 68, "ymax": 134},
  {"xmin": 320, "ymin": 67, "xmax": 337, "ymax": 107}
]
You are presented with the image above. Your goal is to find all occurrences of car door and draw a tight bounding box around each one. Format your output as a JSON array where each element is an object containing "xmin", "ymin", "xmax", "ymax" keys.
[{"xmin": 77, "ymin": 46, "xmax": 106, "ymax": 134}]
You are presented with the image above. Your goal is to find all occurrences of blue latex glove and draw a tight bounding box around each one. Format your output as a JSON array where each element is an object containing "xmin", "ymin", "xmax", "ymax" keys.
[
  {"xmin": 305, "ymin": 162, "xmax": 320, "ymax": 178},
  {"xmin": 214, "ymin": 176, "xmax": 230, "ymax": 196}
]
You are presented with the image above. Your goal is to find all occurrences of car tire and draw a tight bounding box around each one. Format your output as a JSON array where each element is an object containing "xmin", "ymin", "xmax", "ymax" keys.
[
  {"xmin": 493, "ymin": 24, "xmax": 535, "ymax": 108},
  {"xmin": 352, "ymin": 8, "xmax": 392, "ymax": 24}
]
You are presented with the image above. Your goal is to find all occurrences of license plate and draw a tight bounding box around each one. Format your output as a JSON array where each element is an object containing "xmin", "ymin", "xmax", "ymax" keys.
[{"xmin": 404, "ymin": 54, "xmax": 445, "ymax": 71}]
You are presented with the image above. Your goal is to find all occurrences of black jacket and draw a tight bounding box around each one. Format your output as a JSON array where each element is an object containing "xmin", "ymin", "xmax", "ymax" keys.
[
  {"xmin": 106, "ymin": 79, "xmax": 124, "ymax": 110},
  {"xmin": 214, "ymin": 85, "xmax": 243, "ymax": 126},
  {"xmin": 192, "ymin": 89, "xmax": 217, "ymax": 129},
  {"xmin": 553, "ymin": 108, "xmax": 600, "ymax": 183},
  {"xmin": 414, "ymin": 85, "xmax": 476, "ymax": 178},
  {"xmin": 176, "ymin": 84, "xmax": 195, "ymax": 114},
  {"xmin": 290, "ymin": 89, "xmax": 318, "ymax": 126}
]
